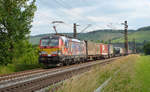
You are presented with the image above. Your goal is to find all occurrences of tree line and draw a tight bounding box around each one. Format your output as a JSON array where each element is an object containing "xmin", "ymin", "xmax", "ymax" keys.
[{"xmin": 0, "ymin": 0, "xmax": 37, "ymax": 65}]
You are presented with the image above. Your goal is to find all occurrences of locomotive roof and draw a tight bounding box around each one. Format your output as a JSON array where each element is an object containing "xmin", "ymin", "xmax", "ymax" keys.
[
  {"xmin": 40, "ymin": 34, "xmax": 83, "ymax": 42},
  {"xmin": 60, "ymin": 36, "xmax": 81, "ymax": 42},
  {"xmin": 71, "ymin": 38, "xmax": 81, "ymax": 42}
]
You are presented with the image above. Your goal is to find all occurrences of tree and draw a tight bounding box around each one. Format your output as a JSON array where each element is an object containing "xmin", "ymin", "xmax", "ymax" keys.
[
  {"xmin": 0, "ymin": 0, "xmax": 36, "ymax": 65},
  {"xmin": 143, "ymin": 42, "xmax": 150, "ymax": 55}
]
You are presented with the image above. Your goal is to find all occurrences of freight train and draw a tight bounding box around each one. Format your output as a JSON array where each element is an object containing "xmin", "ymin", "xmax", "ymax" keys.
[{"xmin": 39, "ymin": 34, "xmax": 125, "ymax": 67}]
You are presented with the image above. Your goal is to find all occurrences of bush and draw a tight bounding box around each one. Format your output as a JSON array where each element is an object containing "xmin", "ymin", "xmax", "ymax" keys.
[
  {"xmin": 143, "ymin": 42, "xmax": 150, "ymax": 55},
  {"xmin": 0, "ymin": 41, "xmax": 42, "ymax": 74},
  {"xmin": 13, "ymin": 41, "xmax": 39, "ymax": 64}
]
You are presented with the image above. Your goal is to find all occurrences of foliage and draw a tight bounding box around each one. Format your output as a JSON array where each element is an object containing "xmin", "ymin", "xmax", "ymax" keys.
[
  {"xmin": 0, "ymin": 43, "xmax": 41, "ymax": 74},
  {"xmin": 143, "ymin": 42, "xmax": 150, "ymax": 55},
  {"xmin": 30, "ymin": 26, "xmax": 150, "ymax": 45},
  {"xmin": 0, "ymin": 0, "xmax": 36, "ymax": 65},
  {"xmin": 29, "ymin": 30, "xmax": 125, "ymax": 45},
  {"xmin": 112, "ymin": 30, "xmax": 150, "ymax": 43},
  {"xmin": 29, "ymin": 29, "xmax": 138, "ymax": 45},
  {"xmin": 136, "ymin": 46, "xmax": 144, "ymax": 53},
  {"xmin": 137, "ymin": 26, "xmax": 150, "ymax": 31}
]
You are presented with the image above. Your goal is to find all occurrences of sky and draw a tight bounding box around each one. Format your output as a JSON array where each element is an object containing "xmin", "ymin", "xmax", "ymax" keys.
[{"xmin": 30, "ymin": 0, "xmax": 150, "ymax": 35}]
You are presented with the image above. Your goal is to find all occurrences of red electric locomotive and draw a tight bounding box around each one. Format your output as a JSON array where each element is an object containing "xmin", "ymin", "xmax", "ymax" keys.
[{"xmin": 39, "ymin": 34, "xmax": 87, "ymax": 66}]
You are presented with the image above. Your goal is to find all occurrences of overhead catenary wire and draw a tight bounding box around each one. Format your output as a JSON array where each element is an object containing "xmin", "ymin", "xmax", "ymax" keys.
[
  {"xmin": 52, "ymin": 0, "xmax": 113, "ymax": 34},
  {"xmin": 50, "ymin": 0, "xmax": 86, "ymax": 33},
  {"xmin": 53, "ymin": 0, "xmax": 72, "ymax": 9},
  {"xmin": 64, "ymin": 23, "xmax": 83, "ymax": 32},
  {"xmin": 46, "ymin": 0, "xmax": 74, "ymax": 22},
  {"xmin": 51, "ymin": 0, "xmax": 125, "ymax": 34},
  {"xmin": 53, "ymin": 0, "xmax": 83, "ymax": 21},
  {"xmin": 59, "ymin": 0, "xmax": 73, "ymax": 9},
  {"xmin": 78, "ymin": 24, "xmax": 92, "ymax": 33}
]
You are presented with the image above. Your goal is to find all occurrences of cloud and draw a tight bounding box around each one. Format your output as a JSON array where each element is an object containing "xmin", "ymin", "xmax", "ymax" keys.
[
  {"xmin": 59, "ymin": 6, "xmax": 98, "ymax": 22},
  {"xmin": 30, "ymin": 0, "xmax": 150, "ymax": 35},
  {"xmin": 31, "ymin": 9, "xmax": 57, "ymax": 35},
  {"xmin": 87, "ymin": 16, "xmax": 114, "ymax": 23}
]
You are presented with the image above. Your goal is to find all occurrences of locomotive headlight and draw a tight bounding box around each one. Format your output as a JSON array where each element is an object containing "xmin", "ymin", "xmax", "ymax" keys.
[
  {"xmin": 41, "ymin": 51, "xmax": 47, "ymax": 54},
  {"xmin": 57, "ymin": 50, "xmax": 62, "ymax": 55}
]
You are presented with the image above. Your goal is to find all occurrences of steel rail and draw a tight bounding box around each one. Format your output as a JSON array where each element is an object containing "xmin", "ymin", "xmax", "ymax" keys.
[{"xmin": 0, "ymin": 57, "xmax": 121, "ymax": 92}]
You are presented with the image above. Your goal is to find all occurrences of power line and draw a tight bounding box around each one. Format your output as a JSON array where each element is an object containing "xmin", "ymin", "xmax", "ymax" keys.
[
  {"xmin": 52, "ymin": 0, "xmax": 125, "ymax": 31},
  {"xmin": 59, "ymin": 0, "xmax": 73, "ymax": 8},
  {"xmin": 44, "ymin": 0, "xmax": 80, "ymax": 33},
  {"xmin": 51, "ymin": 0, "xmax": 85, "ymax": 34},
  {"xmin": 64, "ymin": 23, "xmax": 83, "ymax": 32},
  {"xmin": 53, "ymin": 0, "xmax": 70, "ymax": 9},
  {"xmin": 52, "ymin": 0, "xmax": 84, "ymax": 23},
  {"xmin": 79, "ymin": 24, "xmax": 92, "ymax": 33},
  {"xmin": 53, "ymin": 0, "xmax": 110, "ymax": 31}
]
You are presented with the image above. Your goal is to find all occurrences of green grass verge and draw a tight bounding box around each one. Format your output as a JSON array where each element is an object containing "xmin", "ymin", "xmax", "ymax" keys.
[
  {"xmin": 136, "ymin": 55, "xmax": 150, "ymax": 91},
  {"xmin": 102, "ymin": 55, "xmax": 150, "ymax": 92},
  {"xmin": 54, "ymin": 55, "xmax": 150, "ymax": 92},
  {"xmin": 54, "ymin": 55, "xmax": 134, "ymax": 92},
  {"xmin": 102, "ymin": 55, "xmax": 139, "ymax": 92}
]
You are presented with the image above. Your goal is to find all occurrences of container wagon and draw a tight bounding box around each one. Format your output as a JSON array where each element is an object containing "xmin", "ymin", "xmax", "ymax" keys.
[
  {"xmin": 100, "ymin": 43, "xmax": 108, "ymax": 59},
  {"xmin": 86, "ymin": 41, "xmax": 97, "ymax": 60},
  {"xmin": 114, "ymin": 47, "xmax": 124, "ymax": 56},
  {"xmin": 108, "ymin": 44, "xmax": 114, "ymax": 58}
]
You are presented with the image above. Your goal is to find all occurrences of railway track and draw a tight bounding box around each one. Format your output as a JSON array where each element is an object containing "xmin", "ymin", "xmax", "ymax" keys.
[
  {"xmin": 0, "ymin": 69, "xmax": 45, "ymax": 81},
  {"xmin": 0, "ymin": 57, "xmax": 122, "ymax": 92}
]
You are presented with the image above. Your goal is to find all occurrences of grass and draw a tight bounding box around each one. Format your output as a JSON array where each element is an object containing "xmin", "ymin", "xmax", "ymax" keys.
[
  {"xmin": 102, "ymin": 55, "xmax": 139, "ymax": 92},
  {"xmin": 53, "ymin": 55, "xmax": 136, "ymax": 92},
  {"xmin": 102, "ymin": 55, "xmax": 150, "ymax": 92},
  {"xmin": 54, "ymin": 55, "xmax": 150, "ymax": 92},
  {"xmin": 135, "ymin": 55, "xmax": 150, "ymax": 91}
]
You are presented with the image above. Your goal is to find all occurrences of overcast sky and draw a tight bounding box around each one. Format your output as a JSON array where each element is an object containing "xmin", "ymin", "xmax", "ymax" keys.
[{"xmin": 30, "ymin": 0, "xmax": 150, "ymax": 35}]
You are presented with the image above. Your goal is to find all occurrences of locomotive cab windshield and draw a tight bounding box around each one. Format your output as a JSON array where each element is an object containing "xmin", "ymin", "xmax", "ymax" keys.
[{"xmin": 40, "ymin": 37, "xmax": 59, "ymax": 47}]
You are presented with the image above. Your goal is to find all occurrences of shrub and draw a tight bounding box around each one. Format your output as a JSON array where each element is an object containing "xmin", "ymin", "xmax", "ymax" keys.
[{"xmin": 143, "ymin": 42, "xmax": 150, "ymax": 55}]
